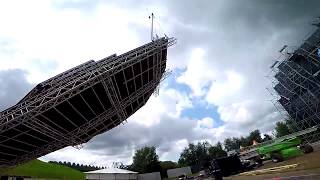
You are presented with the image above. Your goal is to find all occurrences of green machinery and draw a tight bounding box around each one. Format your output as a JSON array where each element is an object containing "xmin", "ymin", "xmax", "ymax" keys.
[{"xmin": 257, "ymin": 137, "xmax": 313, "ymax": 163}]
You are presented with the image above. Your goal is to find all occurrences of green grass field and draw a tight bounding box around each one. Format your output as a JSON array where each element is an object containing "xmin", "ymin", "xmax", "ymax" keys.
[{"xmin": 0, "ymin": 159, "xmax": 85, "ymax": 180}]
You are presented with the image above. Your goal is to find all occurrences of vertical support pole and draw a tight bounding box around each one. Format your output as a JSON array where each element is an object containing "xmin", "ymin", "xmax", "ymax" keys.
[{"xmin": 150, "ymin": 13, "xmax": 154, "ymax": 41}]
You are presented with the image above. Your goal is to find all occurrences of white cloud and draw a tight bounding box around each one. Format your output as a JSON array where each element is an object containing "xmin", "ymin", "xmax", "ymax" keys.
[
  {"xmin": 0, "ymin": 0, "xmax": 150, "ymax": 83},
  {"xmin": 130, "ymin": 86, "xmax": 192, "ymax": 126},
  {"xmin": 217, "ymin": 100, "xmax": 253, "ymax": 124},
  {"xmin": 175, "ymin": 31, "xmax": 280, "ymax": 138},
  {"xmin": 2, "ymin": 0, "xmax": 315, "ymax": 167},
  {"xmin": 40, "ymin": 146, "xmax": 132, "ymax": 166},
  {"xmin": 159, "ymin": 139, "xmax": 188, "ymax": 161},
  {"xmin": 177, "ymin": 48, "xmax": 216, "ymax": 96},
  {"xmin": 177, "ymin": 48, "xmax": 252, "ymax": 128},
  {"xmin": 206, "ymin": 70, "xmax": 245, "ymax": 106},
  {"xmin": 197, "ymin": 117, "xmax": 214, "ymax": 128}
]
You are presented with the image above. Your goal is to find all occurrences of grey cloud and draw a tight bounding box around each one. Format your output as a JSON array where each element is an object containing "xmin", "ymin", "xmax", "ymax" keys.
[
  {"xmin": 70, "ymin": 0, "xmax": 320, "ymax": 150},
  {"xmin": 85, "ymin": 114, "xmax": 213, "ymax": 159},
  {"xmin": 29, "ymin": 59, "xmax": 59, "ymax": 73},
  {"xmin": 0, "ymin": 69, "xmax": 33, "ymax": 111},
  {"xmin": 41, "ymin": 0, "xmax": 320, "ymax": 163},
  {"xmin": 166, "ymin": 0, "xmax": 319, "ymax": 30},
  {"xmin": 168, "ymin": 0, "xmax": 320, "ymax": 63},
  {"xmin": 168, "ymin": 1, "xmax": 320, "ymax": 133},
  {"xmin": 52, "ymin": 0, "xmax": 102, "ymax": 11},
  {"xmin": 0, "ymin": 38, "xmax": 17, "ymax": 56}
]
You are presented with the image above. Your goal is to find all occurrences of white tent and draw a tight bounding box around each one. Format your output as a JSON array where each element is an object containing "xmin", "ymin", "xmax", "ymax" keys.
[{"xmin": 85, "ymin": 167, "xmax": 138, "ymax": 180}]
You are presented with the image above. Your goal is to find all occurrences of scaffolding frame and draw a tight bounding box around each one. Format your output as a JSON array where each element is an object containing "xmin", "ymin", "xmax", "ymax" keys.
[
  {"xmin": 269, "ymin": 27, "xmax": 320, "ymax": 142},
  {"xmin": 0, "ymin": 37, "xmax": 176, "ymax": 167}
]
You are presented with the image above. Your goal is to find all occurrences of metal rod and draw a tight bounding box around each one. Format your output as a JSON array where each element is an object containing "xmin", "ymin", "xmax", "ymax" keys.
[{"xmin": 150, "ymin": 13, "xmax": 154, "ymax": 41}]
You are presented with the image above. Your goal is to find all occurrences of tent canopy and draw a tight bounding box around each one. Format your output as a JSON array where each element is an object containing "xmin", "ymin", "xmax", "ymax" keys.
[{"xmin": 85, "ymin": 167, "xmax": 138, "ymax": 174}]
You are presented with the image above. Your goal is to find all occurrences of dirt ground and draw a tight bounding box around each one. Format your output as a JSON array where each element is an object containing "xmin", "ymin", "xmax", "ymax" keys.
[{"xmin": 229, "ymin": 144, "xmax": 320, "ymax": 180}]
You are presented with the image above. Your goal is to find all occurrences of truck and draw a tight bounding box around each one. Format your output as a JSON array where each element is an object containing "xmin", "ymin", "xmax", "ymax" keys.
[
  {"xmin": 206, "ymin": 138, "xmax": 314, "ymax": 180},
  {"xmin": 239, "ymin": 126, "xmax": 319, "ymax": 163},
  {"xmin": 257, "ymin": 137, "xmax": 313, "ymax": 163}
]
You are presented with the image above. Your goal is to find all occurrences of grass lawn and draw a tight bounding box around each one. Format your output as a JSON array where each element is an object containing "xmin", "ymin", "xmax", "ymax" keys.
[{"xmin": 0, "ymin": 159, "xmax": 85, "ymax": 180}]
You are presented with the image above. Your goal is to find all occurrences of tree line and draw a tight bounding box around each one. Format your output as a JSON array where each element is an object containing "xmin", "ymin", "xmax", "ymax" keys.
[
  {"xmin": 49, "ymin": 161, "xmax": 104, "ymax": 172},
  {"xmin": 127, "ymin": 120, "xmax": 294, "ymax": 175},
  {"xmin": 223, "ymin": 120, "xmax": 295, "ymax": 152},
  {"xmin": 128, "ymin": 146, "xmax": 180, "ymax": 178},
  {"xmin": 126, "ymin": 141, "xmax": 234, "ymax": 176},
  {"xmin": 50, "ymin": 119, "xmax": 294, "ymax": 177}
]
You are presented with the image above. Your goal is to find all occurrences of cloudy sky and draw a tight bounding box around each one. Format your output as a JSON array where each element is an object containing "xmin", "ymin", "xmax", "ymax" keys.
[{"xmin": 0, "ymin": 0, "xmax": 320, "ymax": 166}]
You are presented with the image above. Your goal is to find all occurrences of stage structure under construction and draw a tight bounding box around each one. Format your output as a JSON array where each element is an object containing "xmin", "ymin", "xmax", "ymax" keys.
[
  {"xmin": 0, "ymin": 37, "xmax": 175, "ymax": 167},
  {"xmin": 271, "ymin": 25, "xmax": 320, "ymax": 132}
]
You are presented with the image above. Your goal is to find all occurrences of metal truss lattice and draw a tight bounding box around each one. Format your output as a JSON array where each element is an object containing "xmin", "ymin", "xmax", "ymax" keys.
[
  {"xmin": 0, "ymin": 37, "xmax": 176, "ymax": 167},
  {"xmin": 269, "ymin": 26, "xmax": 320, "ymax": 142}
]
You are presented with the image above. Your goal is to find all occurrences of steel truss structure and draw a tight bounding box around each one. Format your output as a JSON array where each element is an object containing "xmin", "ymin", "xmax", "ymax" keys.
[
  {"xmin": 0, "ymin": 37, "xmax": 176, "ymax": 167},
  {"xmin": 269, "ymin": 26, "xmax": 320, "ymax": 137}
]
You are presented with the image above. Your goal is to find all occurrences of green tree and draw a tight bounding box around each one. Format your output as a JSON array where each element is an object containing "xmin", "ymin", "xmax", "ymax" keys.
[
  {"xmin": 160, "ymin": 161, "xmax": 178, "ymax": 170},
  {"xmin": 239, "ymin": 136, "xmax": 250, "ymax": 147},
  {"xmin": 208, "ymin": 142, "xmax": 227, "ymax": 158},
  {"xmin": 262, "ymin": 133, "xmax": 273, "ymax": 142},
  {"xmin": 224, "ymin": 137, "xmax": 240, "ymax": 151},
  {"xmin": 130, "ymin": 146, "xmax": 161, "ymax": 173},
  {"xmin": 160, "ymin": 161, "xmax": 178, "ymax": 178},
  {"xmin": 275, "ymin": 121, "xmax": 292, "ymax": 138},
  {"xmin": 178, "ymin": 142, "xmax": 210, "ymax": 169},
  {"xmin": 238, "ymin": 130, "xmax": 263, "ymax": 147},
  {"xmin": 284, "ymin": 116, "xmax": 300, "ymax": 132},
  {"xmin": 247, "ymin": 130, "xmax": 262, "ymax": 144}
]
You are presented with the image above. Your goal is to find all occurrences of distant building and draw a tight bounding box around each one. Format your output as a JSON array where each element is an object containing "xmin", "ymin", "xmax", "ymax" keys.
[
  {"xmin": 167, "ymin": 166, "xmax": 191, "ymax": 178},
  {"xmin": 85, "ymin": 167, "xmax": 138, "ymax": 180}
]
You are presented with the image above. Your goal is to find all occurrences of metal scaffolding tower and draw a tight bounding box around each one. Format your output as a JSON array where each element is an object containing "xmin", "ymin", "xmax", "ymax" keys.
[
  {"xmin": 0, "ymin": 37, "xmax": 176, "ymax": 167},
  {"xmin": 269, "ymin": 25, "xmax": 320, "ymax": 143}
]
